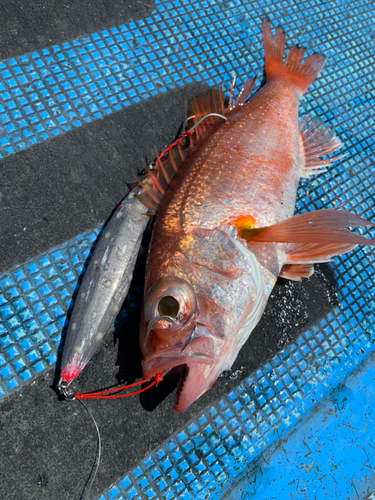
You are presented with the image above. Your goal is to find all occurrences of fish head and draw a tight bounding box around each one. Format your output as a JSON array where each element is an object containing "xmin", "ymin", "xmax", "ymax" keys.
[{"xmin": 140, "ymin": 228, "xmax": 269, "ymax": 412}]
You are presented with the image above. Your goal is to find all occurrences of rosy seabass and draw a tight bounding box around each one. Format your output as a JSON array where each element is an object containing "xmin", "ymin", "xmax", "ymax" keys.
[{"xmin": 138, "ymin": 19, "xmax": 375, "ymax": 412}]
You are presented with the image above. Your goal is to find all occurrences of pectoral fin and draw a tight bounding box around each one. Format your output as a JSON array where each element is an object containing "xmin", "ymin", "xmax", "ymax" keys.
[
  {"xmin": 284, "ymin": 242, "xmax": 357, "ymax": 264},
  {"xmin": 239, "ymin": 209, "xmax": 375, "ymax": 246}
]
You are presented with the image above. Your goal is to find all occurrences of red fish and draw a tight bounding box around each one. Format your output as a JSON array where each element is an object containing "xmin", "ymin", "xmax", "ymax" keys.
[{"xmin": 137, "ymin": 19, "xmax": 375, "ymax": 412}]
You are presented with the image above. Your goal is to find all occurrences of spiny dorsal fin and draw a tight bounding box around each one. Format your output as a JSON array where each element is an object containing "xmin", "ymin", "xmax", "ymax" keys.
[
  {"xmin": 300, "ymin": 114, "xmax": 345, "ymax": 178},
  {"xmin": 136, "ymin": 78, "xmax": 255, "ymax": 211},
  {"xmin": 135, "ymin": 137, "xmax": 191, "ymax": 211},
  {"xmin": 135, "ymin": 168, "xmax": 163, "ymax": 210},
  {"xmin": 228, "ymin": 77, "xmax": 256, "ymax": 112},
  {"xmin": 189, "ymin": 86, "xmax": 225, "ymax": 138},
  {"xmin": 189, "ymin": 78, "xmax": 255, "ymax": 138}
]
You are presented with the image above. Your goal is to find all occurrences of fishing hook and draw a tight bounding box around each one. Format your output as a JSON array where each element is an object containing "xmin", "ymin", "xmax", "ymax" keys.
[
  {"xmin": 185, "ymin": 113, "xmax": 227, "ymax": 134},
  {"xmin": 181, "ymin": 324, "xmax": 196, "ymax": 353},
  {"xmin": 145, "ymin": 315, "xmax": 177, "ymax": 342}
]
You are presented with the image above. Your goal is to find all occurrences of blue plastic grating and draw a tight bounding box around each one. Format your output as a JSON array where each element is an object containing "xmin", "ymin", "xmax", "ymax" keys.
[
  {"xmin": 222, "ymin": 350, "xmax": 375, "ymax": 499},
  {"xmin": 96, "ymin": 315, "xmax": 375, "ymax": 500},
  {"xmin": 0, "ymin": 0, "xmax": 372, "ymax": 398},
  {"xmin": 0, "ymin": 0, "xmax": 374, "ymax": 158},
  {"xmin": 0, "ymin": 227, "xmax": 99, "ymax": 396}
]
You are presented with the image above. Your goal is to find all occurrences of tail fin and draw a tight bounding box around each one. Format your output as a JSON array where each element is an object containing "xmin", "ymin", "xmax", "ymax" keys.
[{"xmin": 262, "ymin": 18, "xmax": 326, "ymax": 95}]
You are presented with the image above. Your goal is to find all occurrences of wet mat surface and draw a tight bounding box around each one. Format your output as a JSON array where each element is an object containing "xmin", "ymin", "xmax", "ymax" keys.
[{"xmin": 0, "ymin": 0, "xmax": 374, "ymax": 499}]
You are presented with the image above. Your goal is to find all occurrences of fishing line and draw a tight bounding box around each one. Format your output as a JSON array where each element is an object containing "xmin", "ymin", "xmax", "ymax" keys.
[
  {"xmin": 181, "ymin": 324, "xmax": 196, "ymax": 353},
  {"xmin": 228, "ymin": 75, "xmax": 236, "ymax": 110},
  {"xmin": 76, "ymin": 398, "xmax": 102, "ymax": 500},
  {"xmin": 188, "ymin": 113, "xmax": 227, "ymax": 131},
  {"xmin": 183, "ymin": 113, "xmax": 228, "ymax": 132},
  {"xmin": 62, "ymin": 372, "xmax": 164, "ymax": 499}
]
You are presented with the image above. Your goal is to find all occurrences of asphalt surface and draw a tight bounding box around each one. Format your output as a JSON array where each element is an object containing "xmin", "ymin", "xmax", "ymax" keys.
[
  {"xmin": 0, "ymin": 2, "xmax": 345, "ymax": 500},
  {"xmin": 0, "ymin": 0, "xmax": 154, "ymax": 60}
]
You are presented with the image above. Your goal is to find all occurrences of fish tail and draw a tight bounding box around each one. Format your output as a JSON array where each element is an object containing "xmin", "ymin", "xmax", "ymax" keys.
[{"xmin": 262, "ymin": 18, "xmax": 326, "ymax": 95}]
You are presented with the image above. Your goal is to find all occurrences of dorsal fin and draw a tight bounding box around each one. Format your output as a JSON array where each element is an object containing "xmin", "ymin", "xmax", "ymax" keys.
[
  {"xmin": 189, "ymin": 78, "xmax": 256, "ymax": 137},
  {"xmin": 189, "ymin": 86, "xmax": 226, "ymax": 138},
  {"xmin": 135, "ymin": 137, "xmax": 192, "ymax": 211},
  {"xmin": 136, "ymin": 78, "xmax": 255, "ymax": 211}
]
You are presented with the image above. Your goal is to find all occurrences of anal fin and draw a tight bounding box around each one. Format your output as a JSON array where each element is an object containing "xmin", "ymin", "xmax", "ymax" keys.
[{"xmin": 300, "ymin": 114, "xmax": 345, "ymax": 178}]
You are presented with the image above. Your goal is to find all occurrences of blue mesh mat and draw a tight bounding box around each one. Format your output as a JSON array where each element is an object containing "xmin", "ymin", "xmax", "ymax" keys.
[
  {"xmin": 1, "ymin": 0, "xmax": 373, "ymax": 159},
  {"xmin": 0, "ymin": 228, "xmax": 101, "ymax": 395},
  {"xmin": 0, "ymin": 0, "xmax": 375, "ymax": 498},
  {"xmin": 0, "ymin": 0, "xmax": 254, "ymax": 157}
]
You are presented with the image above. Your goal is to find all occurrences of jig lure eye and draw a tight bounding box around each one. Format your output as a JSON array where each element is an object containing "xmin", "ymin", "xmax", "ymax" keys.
[{"xmin": 144, "ymin": 277, "xmax": 197, "ymax": 324}]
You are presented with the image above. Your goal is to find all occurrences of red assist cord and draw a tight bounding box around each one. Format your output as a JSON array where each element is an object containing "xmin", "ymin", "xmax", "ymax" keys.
[
  {"xmin": 156, "ymin": 128, "xmax": 195, "ymax": 161},
  {"xmin": 154, "ymin": 113, "xmax": 227, "ymax": 166},
  {"xmin": 74, "ymin": 372, "xmax": 164, "ymax": 400}
]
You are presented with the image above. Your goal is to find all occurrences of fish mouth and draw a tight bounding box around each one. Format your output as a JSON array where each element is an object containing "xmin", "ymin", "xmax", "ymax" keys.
[
  {"xmin": 143, "ymin": 355, "xmax": 214, "ymax": 412},
  {"xmin": 171, "ymin": 364, "xmax": 190, "ymax": 407},
  {"xmin": 142, "ymin": 323, "xmax": 219, "ymax": 412}
]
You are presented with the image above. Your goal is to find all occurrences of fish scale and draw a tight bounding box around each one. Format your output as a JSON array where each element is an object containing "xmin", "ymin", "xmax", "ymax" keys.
[{"xmin": 158, "ymin": 91, "xmax": 300, "ymax": 236}]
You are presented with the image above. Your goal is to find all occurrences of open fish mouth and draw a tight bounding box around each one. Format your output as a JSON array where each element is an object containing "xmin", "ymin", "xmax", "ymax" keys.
[
  {"xmin": 143, "ymin": 355, "xmax": 214, "ymax": 412},
  {"xmin": 141, "ymin": 325, "xmax": 218, "ymax": 411},
  {"xmin": 176, "ymin": 365, "xmax": 190, "ymax": 405},
  {"xmin": 167, "ymin": 364, "xmax": 190, "ymax": 407}
]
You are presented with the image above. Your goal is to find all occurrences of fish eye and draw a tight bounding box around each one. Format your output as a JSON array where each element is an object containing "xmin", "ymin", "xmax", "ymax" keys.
[
  {"xmin": 144, "ymin": 277, "xmax": 196, "ymax": 324},
  {"xmin": 158, "ymin": 295, "xmax": 180, "ymax": 318}
]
